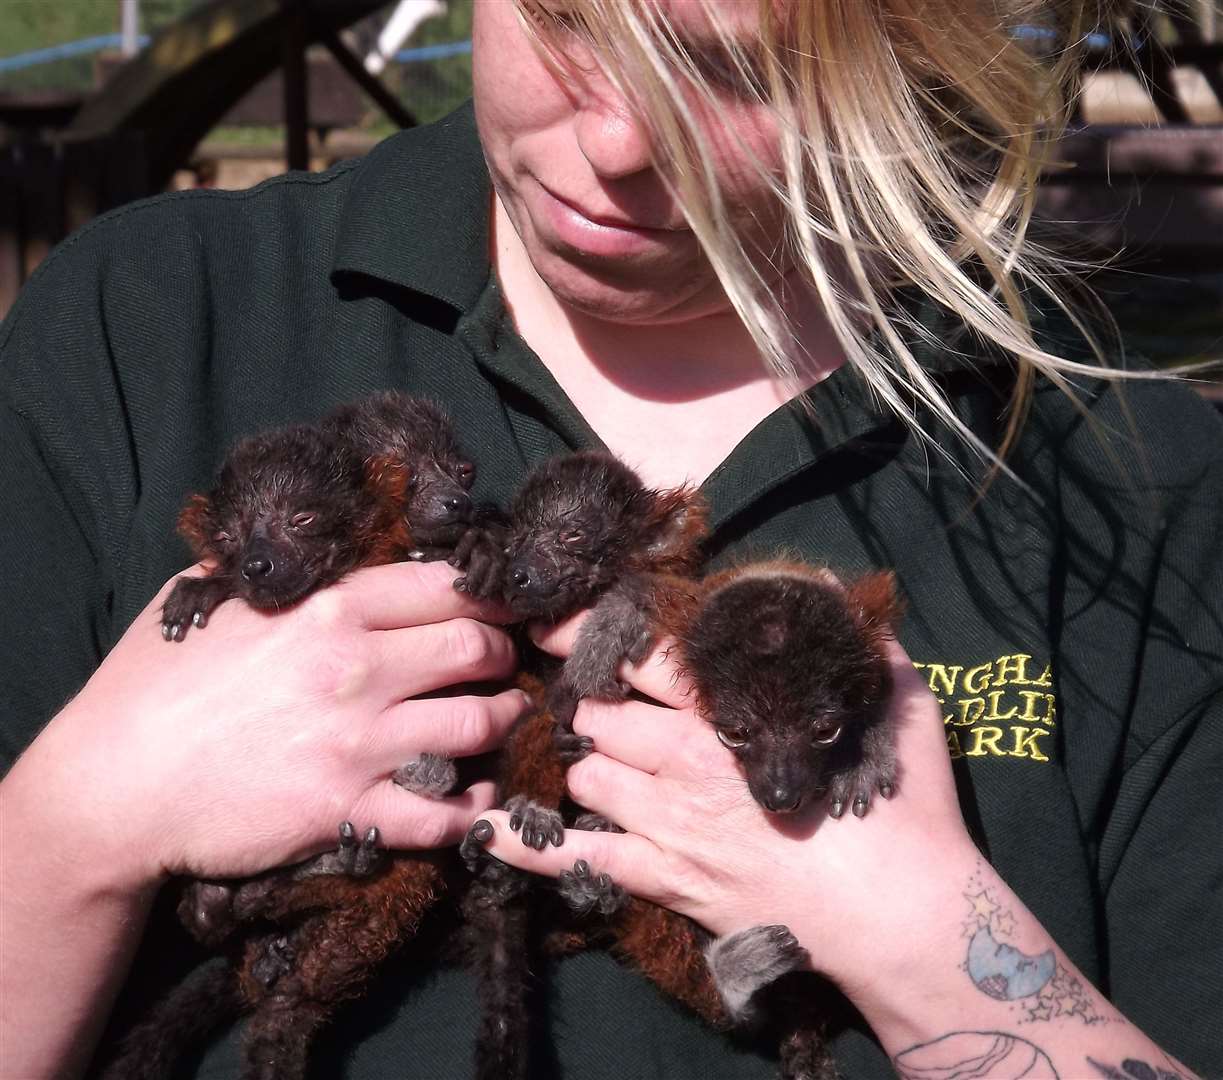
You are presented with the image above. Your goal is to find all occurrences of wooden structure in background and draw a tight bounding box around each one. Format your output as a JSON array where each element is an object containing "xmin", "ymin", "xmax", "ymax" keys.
[{"xmin": 1, "ymin": 0, "xmax": 403, "ymax": 315}]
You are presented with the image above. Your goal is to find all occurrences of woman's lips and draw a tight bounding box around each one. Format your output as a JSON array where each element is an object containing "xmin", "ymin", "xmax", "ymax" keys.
[{"xmin": 534, "ymin": 180, "xmax": 690, "ymax": 257}]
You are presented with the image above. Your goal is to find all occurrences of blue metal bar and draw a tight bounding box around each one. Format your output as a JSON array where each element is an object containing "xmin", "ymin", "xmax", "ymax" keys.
[
  {"xmin": 392, "ymin": 40, "xmax": 472, "ymax": 63},
  {"xmin": 0, "ymin": 34, "xmax": 150, "ymax": 74}
]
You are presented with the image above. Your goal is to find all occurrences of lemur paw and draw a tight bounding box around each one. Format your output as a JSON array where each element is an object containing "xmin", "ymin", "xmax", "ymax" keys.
[
  {"xmin": 624, "ymin": 627, "xmax": 656, "ymax": 666},
  {"xmin": 827, "ymin": 763, "xmax": 897, "ymax": 819},
  {"xmin": 393, "ymin": 753, "xmax": 458, "ymax": 798},
  {"xmin": 572, "ymin": 813, "xmax": 624, "ymax": 834},
  {"xmin": 178, "ymin": 881, "xmax": 238, "ymax": 947},
  {"xmin": 290, "ymin": 821, "xmax": 383, "ymax": 880},
  {"xmin": 558, "ymin": 859, "xmax": 627, "ymax": 917},
  {"xmin": 250, "ymin": 934, "xmax": 296, "ymax": 989},
  {"xmin": 161, "ymin": 575, "xmax": 229, "ymax": 642},
  {"xmin": 553, "ymin": 727, "xmax": 594, "ymax": 763},
  {"xmin": 460, "ymin": 819, "xmax": 495, "ymax": 873},
  {"xmin": 449, "ymin": 527, "xmax": 507, "ymax": 598},
  {"xmin": 505, "ymin": 795, "xmax": 565, "ymax": 850},
  {"xmin": 705, "ymin": 924, "xmax": 810, "ymax": 1024},
  {"xmin": 459, "ymin": 820, "xmax": 533, "ymax": 904}
]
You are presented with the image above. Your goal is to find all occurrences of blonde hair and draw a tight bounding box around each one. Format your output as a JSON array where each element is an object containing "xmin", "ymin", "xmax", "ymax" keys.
[{"xmin": 516, "ymin": 0, "xmax": 1141, "ymax": 472}]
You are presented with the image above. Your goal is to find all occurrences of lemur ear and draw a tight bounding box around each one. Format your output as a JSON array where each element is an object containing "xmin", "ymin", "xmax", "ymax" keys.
[
  {"xmin": 176, "ymin": 493, "xmax": 215, "ymax": 559},
  {"xmin": 642, "ymin": 486, "xmax": 708, "ymax": 564},
  {"xmin": 845, "ymin": 571, "xmax": 904, "ymax": 640}
]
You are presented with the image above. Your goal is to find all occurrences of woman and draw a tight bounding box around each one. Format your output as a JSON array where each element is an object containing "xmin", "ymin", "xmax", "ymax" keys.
[{"xmin": 1, "ymin": 1, "xmax": 1217, "ymax": 1076}]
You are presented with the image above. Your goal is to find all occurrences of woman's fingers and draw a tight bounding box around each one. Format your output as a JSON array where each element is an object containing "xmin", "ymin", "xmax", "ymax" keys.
[
  {"xmin": 328, "ymin": 560, "xmax": 514, "ymax": 630},
  {"xmin": 571, "ymin": 696, "xmax": 730, "ymax": 777},
  {"xmin": 357, "ymin": 780, "xmax": 502, "ymax": 850},
  {"xmin": 370, "ymin": 689, "xmax": 532, "ymax": 770},
  {"xmin": 472, "ymin": 808, "xmax": 665, "ymax": 898},
  {"xmin": 530, "ymin": 615, "xmax": 696, "ymax": 708},
  {"xmin": 561, "ymin": 752, "xmax": 670, "ymax": 836},
  {"xmin": 374, "ymin": 617, "xmax": 518, "ymax": 699}
]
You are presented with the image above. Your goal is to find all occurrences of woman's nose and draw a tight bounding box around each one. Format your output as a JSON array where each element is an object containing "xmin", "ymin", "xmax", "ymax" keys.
[{"xmin": 574, "ymin": 99, "xmax": 654, "ymax": 179}]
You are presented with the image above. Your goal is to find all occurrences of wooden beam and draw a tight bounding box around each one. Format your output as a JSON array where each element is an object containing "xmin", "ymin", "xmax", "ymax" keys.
[{"xmin": 319, "ymin": 29, "xmax": 417, "ymax": 130}]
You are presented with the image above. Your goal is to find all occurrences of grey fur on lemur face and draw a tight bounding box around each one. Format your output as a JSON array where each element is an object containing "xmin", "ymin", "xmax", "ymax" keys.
[{"xmin": 681, "ymin": 564, "xmax": 898, "ymax": 816}]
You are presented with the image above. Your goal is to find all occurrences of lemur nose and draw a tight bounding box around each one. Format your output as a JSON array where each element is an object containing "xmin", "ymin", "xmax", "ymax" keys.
[
  {"xmin": 445, "ymin": 493, "xmax": 472, "ymax": 517},
  {"xmin": 242, "ymin": 556, "xmax": 274, "ymax": 581},
  {"xmin": 764, "ymin": 786, "xmax": 803, "ymax": 814},
  {"xmin": 511, "ymin": 568, "xmax": 531, "ymax": 589}
]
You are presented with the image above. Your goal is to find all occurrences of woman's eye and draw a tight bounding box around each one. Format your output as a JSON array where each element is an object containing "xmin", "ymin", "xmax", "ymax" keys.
[
  {"xmin": 560, "ymin": 530, "xmax": 584, "ymax": 546},
  {"xmin": 716, "ymin": 727, "xmax": 750, "ymax": 749},
  {"xmin": 212, "ymin": 531, "xmax": 235, "ymax": 545},
  {"xmin": 812, "ymin": 723, "xmax": 842, "ymax": 746},
  {"xmin": 290, "ymin": 513, "xmax": 316, "ymax": 529}
]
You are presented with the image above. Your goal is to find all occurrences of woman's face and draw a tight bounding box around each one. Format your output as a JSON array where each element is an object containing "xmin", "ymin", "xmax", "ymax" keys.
[{"xmin": 472, "ymin": 0, "xmax": 787, "ymax": 324}]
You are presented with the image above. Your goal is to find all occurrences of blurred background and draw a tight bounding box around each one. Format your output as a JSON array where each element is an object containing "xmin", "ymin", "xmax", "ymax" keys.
[{"xmin": 0, "ymin": 0, "xmax": 1221, "ymax": 402}]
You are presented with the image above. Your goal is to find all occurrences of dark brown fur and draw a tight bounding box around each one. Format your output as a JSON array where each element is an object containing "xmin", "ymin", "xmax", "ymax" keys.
[
  {"xmin": 456, "ymin": 451, "xmax": 708, "ymax": 1080},
  {"xmin": 105, "ymin": 394, "xmax": 486, "ymax": 1080}
]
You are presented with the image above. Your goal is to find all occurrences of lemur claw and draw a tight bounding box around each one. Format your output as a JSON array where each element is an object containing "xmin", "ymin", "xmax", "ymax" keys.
[
  {"xmin": 504, "ymin": 796, "xmax": 565, "ymax": 850},
  {"xmin": 558, "ymin": 858, "xmax": 627, "ymax": 917}
]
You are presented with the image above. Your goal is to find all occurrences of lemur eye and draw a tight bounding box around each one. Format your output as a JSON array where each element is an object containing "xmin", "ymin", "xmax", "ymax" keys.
[
  {"xmin": 560, "ymin": 529, "xmax": 584, "ymax": 546},
  {"xmin": 290, "ymin": 513, "xmax": 316, "ymax": 529},
  {"xmin": 457, "ymin": 462, "xmax": 476, "ymax": 489},
  {"xmin": 716, "ymin": 727, "xmax": 750, "ymax": 749},
  {"xmin": 812, "ymin": 723, "xmax": 842, "ymax": 746}
]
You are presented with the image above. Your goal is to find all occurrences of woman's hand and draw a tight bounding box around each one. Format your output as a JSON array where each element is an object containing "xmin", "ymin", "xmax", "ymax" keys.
[
  {"xmin": 8, "ymin": 559, "xmax": 529, "ymax": 892},
  {"xmin": 472, "ymin": 615, "xmax": 978, "ymax": 999}
]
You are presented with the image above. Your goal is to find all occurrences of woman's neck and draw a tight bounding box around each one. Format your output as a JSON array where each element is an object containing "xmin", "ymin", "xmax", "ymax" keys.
[{"xmin": 492, "ymin": 196, "xmax": 846, "ymax": 490}]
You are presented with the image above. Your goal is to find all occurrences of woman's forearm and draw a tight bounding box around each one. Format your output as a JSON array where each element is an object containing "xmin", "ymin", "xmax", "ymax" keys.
[
  {"xmin": 1, "ymin": 717, "xmax": 161, "ymax": 1079},
  {"xmin": 813, "ymin": 849, "xmax": 1200, "ymax": 1080}
]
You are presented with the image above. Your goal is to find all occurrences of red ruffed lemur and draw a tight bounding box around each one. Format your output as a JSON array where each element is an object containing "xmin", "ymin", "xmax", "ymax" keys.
[
  {"xmin": 453, "ymin": 449, "xmax": 708, "ymax": 1080},
  {"xmin": 546, "ymin": 559, "xmax": 905, "ymax": 1080},
  {"xmin": 103, "ymin": 392, "xmax": 494, "ymax": 1080}
]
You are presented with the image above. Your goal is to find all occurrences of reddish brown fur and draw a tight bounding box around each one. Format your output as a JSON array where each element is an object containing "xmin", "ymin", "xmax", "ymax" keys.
[
  {"xmin": 609, "ymin": 901, "xmax": 730, "ymax": 1027},
  {"xmin": 627, "ymin": 486, "xmax": 708, "ymax": 578},
  {"xmin": 500, "ymin": 674, "xmax": 569, "ymax": 809},
  {"xmin": 176, "ymin": 494, "xmax": 214, "ymax": 559},
  {"xmin": 237, "ymin": 857, "xmax": 445, "ymax": 1007}
]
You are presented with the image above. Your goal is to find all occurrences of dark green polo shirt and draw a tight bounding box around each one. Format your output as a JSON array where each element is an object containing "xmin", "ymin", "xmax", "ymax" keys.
[{"xmin": 2, "ymin": 103, "xmax": 1220, "ymax": 1078}]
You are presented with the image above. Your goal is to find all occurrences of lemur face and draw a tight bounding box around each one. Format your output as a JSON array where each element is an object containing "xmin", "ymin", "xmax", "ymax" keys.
[{"xmin": 682, "ymin": 567, "xmax": 892, "ymax": 814}]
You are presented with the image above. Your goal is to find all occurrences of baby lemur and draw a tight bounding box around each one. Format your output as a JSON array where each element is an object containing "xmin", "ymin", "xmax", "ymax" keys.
[
  {"xmin": 104, "ymin": 392, "xmax": 486, "ymax": 1080},
  {"xmin": 551, "ymin": 559, "xmax": 904, "ymax": 1080},
  {"xmin": 454, "ymin": 449, "xmax": 708, "ymax": 1080},
  {"xmin": 161, "ymin": 391, "xmax": 475, "ymax": 640}
]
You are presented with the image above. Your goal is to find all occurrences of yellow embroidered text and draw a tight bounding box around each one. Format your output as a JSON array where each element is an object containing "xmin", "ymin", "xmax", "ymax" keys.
[{"xmin": 912, "ymin": 653, "xmax": 1056, "ymax": 763}]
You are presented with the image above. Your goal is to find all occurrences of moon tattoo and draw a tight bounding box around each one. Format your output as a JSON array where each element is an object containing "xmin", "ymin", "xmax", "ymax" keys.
[
  {"xmin": 966, "ymin": 925, "xmax": 1056, "ymax": 1000},
  {"xmin": 894, "ymin": 1031, "xmax": 1059, "ymax": 1080}
]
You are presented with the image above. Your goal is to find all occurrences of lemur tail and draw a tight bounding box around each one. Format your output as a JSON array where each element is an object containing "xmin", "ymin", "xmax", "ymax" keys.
[
  {"xmin": 98, "ymin": 957, "xmax": 245, "ymax": 1080},
  {"xmin": 460, "ymin": 864, "xmax": 534, "ymax": 1080}
]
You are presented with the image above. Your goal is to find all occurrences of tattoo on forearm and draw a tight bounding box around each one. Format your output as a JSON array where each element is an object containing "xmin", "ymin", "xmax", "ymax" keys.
[
  {"xmin": 893, "ymin": 1031, "xmax": 1058, "ymax": 1080},
  {"xmin": 960, "ymin": 866, "xmax": 1106, "ymax": 1024},
  {"xmin": 1087, "ymin": 1057, "xmax": 1189, "ymax": 1080}
]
